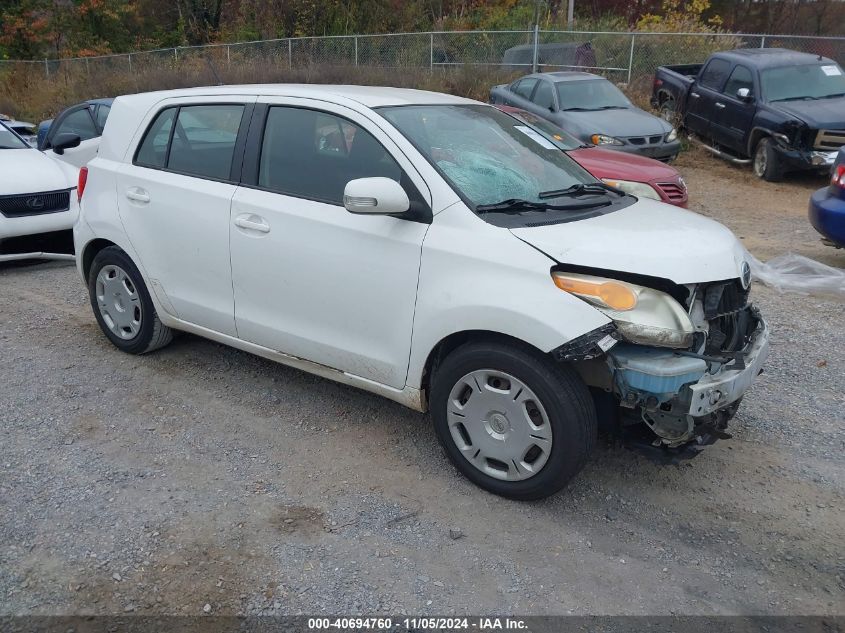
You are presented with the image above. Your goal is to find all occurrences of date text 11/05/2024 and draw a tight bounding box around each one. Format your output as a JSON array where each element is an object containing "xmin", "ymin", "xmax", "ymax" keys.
[{"xmin": 307, "ymin": 617, "xmax": 529, "ymax": 630}]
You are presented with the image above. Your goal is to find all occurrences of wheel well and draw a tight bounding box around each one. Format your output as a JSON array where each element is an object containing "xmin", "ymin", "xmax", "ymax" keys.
[
  {"xmin": 419, "ymin": 330, "xmax": 548, "ymax": 409},
  {"xmin": 748, "ymin": 130, "xmax": 767, "ymax": 157},
  {"xmin": 81, "ymin": 238, "xmax": 117, "ymax": 281},
  {"xmin": 658, "ymin": 90, "xmax": 674, "ymax": 105}
]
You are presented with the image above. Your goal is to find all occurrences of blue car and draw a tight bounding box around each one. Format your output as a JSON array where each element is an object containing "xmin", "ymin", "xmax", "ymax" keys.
[{"xmin": 809, "ymin": 147, "xmax": 845, "ymax": 248}]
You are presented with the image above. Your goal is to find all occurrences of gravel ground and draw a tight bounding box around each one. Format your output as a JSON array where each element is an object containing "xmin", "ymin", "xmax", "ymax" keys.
[{"xmin": 1, "ymin": 160, "xmax": 843, "ymax": 617}]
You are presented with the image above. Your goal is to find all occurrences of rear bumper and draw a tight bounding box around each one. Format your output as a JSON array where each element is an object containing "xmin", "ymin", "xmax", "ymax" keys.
[{"xmin": 809, "ymin": 187, "xmax": 845, "ymax": 247}]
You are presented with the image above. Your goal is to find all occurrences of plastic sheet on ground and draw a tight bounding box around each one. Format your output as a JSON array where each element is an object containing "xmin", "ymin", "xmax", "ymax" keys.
[{"xmin": 748, "ymin": 252, "xmax": 845, "ymax": 299}]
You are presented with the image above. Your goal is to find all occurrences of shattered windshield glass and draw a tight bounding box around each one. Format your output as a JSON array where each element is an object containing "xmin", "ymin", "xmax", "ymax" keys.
[{"xmin": 377, "ymin": 104, "xmax": 595, "ymax": 208}]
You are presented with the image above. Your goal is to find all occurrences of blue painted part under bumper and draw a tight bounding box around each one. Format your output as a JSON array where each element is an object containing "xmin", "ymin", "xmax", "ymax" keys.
[{"xmin": 809, "ymin": 187, "xmax": 845, "ymax": 247}]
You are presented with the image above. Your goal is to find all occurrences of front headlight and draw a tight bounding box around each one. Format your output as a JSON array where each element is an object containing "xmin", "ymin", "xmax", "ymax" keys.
[
  {"xmin": 666, "ymin": 128, "xmax": 677, "ymax": 142},
  {"xmin": 601, "ymin": 178, "xmax": 661, "ymax": 200},
  {"xmin": 552, "ymin": 272, "xmax": 694, "ymax": 348},
  {"xmin": 590, "ymin": 134, "xmax": 624, "ymax": 146}
]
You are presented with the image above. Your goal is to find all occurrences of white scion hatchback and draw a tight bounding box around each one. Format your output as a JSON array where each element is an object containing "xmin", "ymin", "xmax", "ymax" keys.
[{"xmin": 75, "ymin": 85, "xmax": 769, "ymax": 499}]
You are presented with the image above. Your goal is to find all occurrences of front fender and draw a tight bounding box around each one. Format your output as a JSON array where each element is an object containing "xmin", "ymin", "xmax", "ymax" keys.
[{"xmin": 406, "ymin": 203, "xmax": 611, "ymax": 389}]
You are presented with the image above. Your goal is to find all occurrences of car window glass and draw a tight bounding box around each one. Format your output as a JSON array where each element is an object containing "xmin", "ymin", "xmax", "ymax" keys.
[
  {"xmin": 556, "ymin": 79, "xmax": 629, "ymax": 110},
  {"xmin": 723, "ymin": 65, "xmax": 753, "ymax": 97},
  {"xmin": 167, "ymin": 104, "xmax": 244, "ymax": 180},
  {"xmin": 135, "ymin": 107, "xmax": 177, "ymax": 168},
  {"xmin": 514, "ymin": 78, "xmax": 538, "ymax": 99},
  {"xmin": 55, "ymin": 107, "xmax": 98, "ymax": 141},
  {"xmin": 532, "ymin": 81, "xmax": 555, "ymax": 110},
  {"xmin": 95, "ymin": 104, "xmax": 111, "ymax": 130},
  {"xmin": 699, "ymin": 59, "xmax": 731, "ymax": 90},
  {"xmin": 259, "ymin": 107, "xmax": 402, "ymax": 205}
]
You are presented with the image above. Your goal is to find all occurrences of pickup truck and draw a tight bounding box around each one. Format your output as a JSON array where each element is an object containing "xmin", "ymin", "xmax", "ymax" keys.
[{"xmin": 652, "ymin": 48, "xmax": 845, "ymax": 181}]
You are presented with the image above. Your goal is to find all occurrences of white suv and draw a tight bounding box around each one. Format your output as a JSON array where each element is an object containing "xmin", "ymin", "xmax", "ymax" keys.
[{"xmin": 75, "ymin": 85, "xmax": 769, "ymax": 499}]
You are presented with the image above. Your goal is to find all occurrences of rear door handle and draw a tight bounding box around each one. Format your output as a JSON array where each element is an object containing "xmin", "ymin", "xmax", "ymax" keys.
[
  {"xmin": 234, "ymin": 214, "xmax": 270, "ymax": 233},
  {"xmin": 125, "ymin": 188, "xmax": 150, "ymax": 203},
  {"xmin": 715, "ymin": 102, "xmax": 726, "ymax": 109},
  {"xmin": 690, "ymin": 92, "xmax": 700, "ymax": 99}
]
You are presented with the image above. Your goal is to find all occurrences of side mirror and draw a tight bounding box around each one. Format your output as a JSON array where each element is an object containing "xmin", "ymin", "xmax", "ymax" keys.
[
  {"xmin": 52, "ymin": 132, "xmax": 81, "ymax": 155},
  {"xmin": 736, "ymin": 87, "xmax": 753, "ymax": 102},
  {"xmin": 343, "ymin": 177, "xmax": 410, "ymax": 215}
]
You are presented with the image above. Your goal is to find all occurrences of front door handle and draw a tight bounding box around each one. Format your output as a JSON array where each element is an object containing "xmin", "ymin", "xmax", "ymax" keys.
[
  {"xmin": 125, "ymin": 188, "xmax": 150, "ymax": 203},
  {"xmin": 690, "ymin": 92, "xmax": 700, "ymax": 99},
  {"xmin": 234, "ymin": 214, "xmax": 270, "ymax": 233},
  {"xmin": 715, "ymin": 102, "xmax": 726, "ymax": 109}
]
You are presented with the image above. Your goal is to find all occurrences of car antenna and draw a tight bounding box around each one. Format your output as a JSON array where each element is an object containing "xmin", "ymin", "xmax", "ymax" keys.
[{"xmin": 205, "ymin": 55, "xmax": 224, "ymax": 86}]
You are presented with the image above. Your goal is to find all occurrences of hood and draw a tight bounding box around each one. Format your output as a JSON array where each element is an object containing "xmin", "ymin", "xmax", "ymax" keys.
[
  {"xmin": 509, "ymin": 198, "xmax": 746, "ymax": 285},
  {"xmin": 769, "ymin": 97, "xmax": 845, "ymax": 129},
  {"xmin": 0, "ymin": 148, "xmax": 77, "ymax": 195},
  {"xmin": 568, "ymin": 146, "xmax": 680, "ymax": 182},
  {"xmin": 557, "ymin": 107, "xmax": 669, "ymax": 139}
]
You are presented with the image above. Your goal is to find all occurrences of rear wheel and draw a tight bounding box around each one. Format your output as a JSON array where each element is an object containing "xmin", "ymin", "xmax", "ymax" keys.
[
  {"xmin": 430, "ymin": 340, "xmax": 596, "ymax": 500},
  {"xmin": 88, "ymin": 246, "xmax": 173, "ymax": 354},
  {"xmin": 752, "ymin": 137, "xmax": 783, "ymax": 182},
  {"xmin": 659, "ymin": 98, "xmax": 677, "ymax": 125}
]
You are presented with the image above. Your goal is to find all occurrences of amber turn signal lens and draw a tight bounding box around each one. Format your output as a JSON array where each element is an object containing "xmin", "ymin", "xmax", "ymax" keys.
[{"xmin": 552, "ymin": 274, "xmax": 638, "ymax": 311}]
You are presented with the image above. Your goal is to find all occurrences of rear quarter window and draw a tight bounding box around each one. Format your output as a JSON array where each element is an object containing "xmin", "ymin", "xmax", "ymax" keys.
[{"xmin": 699, "ymin": 59, "xmax": 732, "ymax": 90}]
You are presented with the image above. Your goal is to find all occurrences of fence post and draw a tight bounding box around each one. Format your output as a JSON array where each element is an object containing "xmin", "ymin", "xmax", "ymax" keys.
[
  {"xmin": 430, "ymin": 33, "xmax": 434, "ymax": 70},
  {"xmin": 226, "ymin": 44, "xmax": 231, "ymax": 66},
  {"xmin": 128, "ymin": 53, "xmax": 132, "ymax": 74},
  {"xmin": 760, "ymin": 35, "xmax": 767, "ymax": 49},
  {"xmin": 532, "ymin": 24, "xmax": 539, "ymax": 73},
  {"xmin": 174, "ymin": 47, "xmax": 178, "ymax": 61},
  {"xmin": 354, "ymin": 36, "xmax": 359, "ymax": 66},
  {"xmin": 44, "ymin": 58, "xmax": 49, "ymax": 79},
  {"xmin": 288, "ymin": 39, "xmax": 292, "ymax": 69},
  {"xmin": 627, "ymin": 33, "xmax": 636, "ymax": 84}
]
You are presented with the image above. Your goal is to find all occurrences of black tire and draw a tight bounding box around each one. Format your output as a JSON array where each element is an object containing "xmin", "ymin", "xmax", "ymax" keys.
[
  {"xmin": 752, "ymin": 137, "xmax": 783, "ymax": 182},
  {"xmin": 88, "ymin": 246, "xmax": 173, "ymax": 354},
  {"xmin": 430, "ymin": 340, "xmax": 597, "ymax": 500}
]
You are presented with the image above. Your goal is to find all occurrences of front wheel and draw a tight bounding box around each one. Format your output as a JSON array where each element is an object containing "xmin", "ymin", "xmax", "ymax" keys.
[
  {"xmin": 752, "ymin": 137, "xmax": 783, "ymax": 182},
  {"xmin": 430, "ymin": 340, "xmax": 597, "ymax": 500}
]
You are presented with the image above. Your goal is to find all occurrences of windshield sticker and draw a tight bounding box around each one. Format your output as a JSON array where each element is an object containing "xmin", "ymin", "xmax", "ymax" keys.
[
  {"xmin": 513, "ymin": 125, "xmax": 558, "ymax": 150},
  {"xmin": 821, "ymin": 65, "xmax": 842, "ymax": 76}
]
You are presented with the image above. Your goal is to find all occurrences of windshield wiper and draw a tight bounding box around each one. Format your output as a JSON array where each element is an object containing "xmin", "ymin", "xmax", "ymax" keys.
[
  {"xmin": 476, "ymin": 197, "xmax": 611, "ymax": 215},
  {"xmin": 772, "ymin": 95, "xmax": 819, "ymax": 102},
  {"xmin": 538, "ymin": 182, "xmax": 622, "ymax": 199}
]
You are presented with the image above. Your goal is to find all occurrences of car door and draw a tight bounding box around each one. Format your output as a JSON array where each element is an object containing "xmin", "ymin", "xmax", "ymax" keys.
[
  {"xmin": 115, "ymin": 96, "xmax": 255, "ymax": 337},
  {"xmin": 44, "ymin": 104, "xmax": 101, "ymax": 168},
  {"xmin": 711, "ymin": 64, "xmax": 756, "ymax": 155},
  {"xmin": 229, "ymin": 99, "xmax": 431, "ymax": 389},
  {"xmin": 684, "ymin": 58, "xmax": 731, "ymax": 140}
]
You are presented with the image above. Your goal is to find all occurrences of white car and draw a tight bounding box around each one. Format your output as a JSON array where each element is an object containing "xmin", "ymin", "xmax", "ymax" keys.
[
  {"xmin": 0, "ymin": 120, "xmax": 79, "ymax": 262},
  {"xmin": 75, "ymin": 85, "xmax": 769, "ymax": 499}
]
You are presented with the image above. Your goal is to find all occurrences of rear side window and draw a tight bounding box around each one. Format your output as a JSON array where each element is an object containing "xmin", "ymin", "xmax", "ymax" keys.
[
  {"xmin": 514, "ymin": 78, "xmax": 538, "ymax": 99},
  {"xmin": 258, "ymin": 106, "xmax": 402, "ymax": 205},
  {"xmin": 95, "ymin": 104, "xmax": 111, "ymax": 130},
  {"xmin": 699, "ymin": 59, "xmax": 731, "ymax": 90},
  {"xmin": 532, "ymin": 81, "xmax": 555, "ymax": 109},
  {"xmin": 134, "ymin": 104, "xmax": 245, "ymax": 180}
]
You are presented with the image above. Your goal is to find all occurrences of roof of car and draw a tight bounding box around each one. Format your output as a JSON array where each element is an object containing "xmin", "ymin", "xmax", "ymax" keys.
[
  {"xmin": 714, "ymin": 48, "xmax": 834, "ymax": 68},
  {"xmin": 529, "ymin": 71, "xmax": 602, "ymax": 82},
  {"xmin": 114, "ymin": 85, "xmax": 476, "ymax": 108}
]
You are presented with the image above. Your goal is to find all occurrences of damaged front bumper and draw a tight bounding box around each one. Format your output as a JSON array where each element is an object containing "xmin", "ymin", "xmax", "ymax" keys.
[{"xmin": 605, "ymin": 311, "xmax": 769, "ymax": 446}]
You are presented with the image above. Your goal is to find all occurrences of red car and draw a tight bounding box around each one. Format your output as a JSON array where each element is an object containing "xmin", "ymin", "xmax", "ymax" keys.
[{"xmin": 496, "ymin": 105, "xmax": 688, "ymax": 207}]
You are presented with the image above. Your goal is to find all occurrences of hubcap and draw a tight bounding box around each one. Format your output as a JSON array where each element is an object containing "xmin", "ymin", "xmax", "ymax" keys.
[
  {"xmin": 96, "ymin": 265, "xmax": 142, "ymax": 340},
  {"xmin": 447, "ymin": 369, "xmax": 553, "ymax": 482}
]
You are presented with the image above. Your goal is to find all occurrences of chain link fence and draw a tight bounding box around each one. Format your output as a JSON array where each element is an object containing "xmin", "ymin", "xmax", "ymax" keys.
[{"xmin": 2, "ymin": 29, "xmax": 844, "ymax": 87}]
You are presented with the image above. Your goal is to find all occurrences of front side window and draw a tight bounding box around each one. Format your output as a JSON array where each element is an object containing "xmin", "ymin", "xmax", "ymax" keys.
[
  {"xmin": 258, "ymin": 106, "xmax": 401, "ymax": 205},
  {"xmin": 723, "ymin": 65, "xmax": 754, "ymax": 97},
  {"xmin": 54, "ymin": 107, "xmax": 98, "ymax": 142},
  {"xmin": 379, "ymin": 104, "xmax": 595, "ymax": 208},
  {"xmin": 761, "ymin": 63, "xmax": 845, "ymax": 102},
  {"xmin": 699, "ymin": 59, "xmax": 731, "ymax": 91},
  {"xmin": 556, "ymin": 79, "xmax": 630, "ymax": 111},
  {"xmin": 532, "ymin": 81, "xmax": 556, "ymax": 110}
]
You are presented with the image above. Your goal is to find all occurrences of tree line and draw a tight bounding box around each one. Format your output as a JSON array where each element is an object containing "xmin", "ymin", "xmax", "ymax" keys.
[{"xmin": 1, "ymin": 0, "xmax": 843, "ymax": 60}]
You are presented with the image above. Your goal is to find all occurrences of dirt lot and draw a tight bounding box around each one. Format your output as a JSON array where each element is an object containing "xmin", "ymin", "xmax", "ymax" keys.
[{"xmin": 1, "ymin": 158, "xmax": 843, "ymax": 617}]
